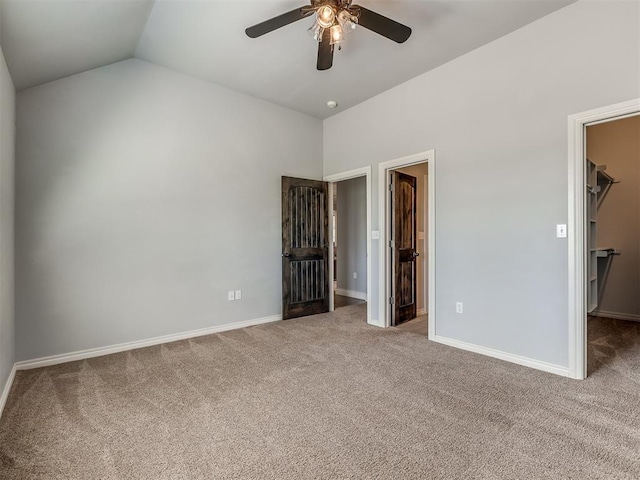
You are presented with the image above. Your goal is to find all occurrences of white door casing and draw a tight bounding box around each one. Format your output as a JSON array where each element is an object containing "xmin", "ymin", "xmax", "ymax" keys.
[
  {"xmin": 378, "ymin": 150, "xmax": 436, "ymax": 334},
  {"xmin": 567, "ymin": 98, "xmax": 640, "ymax": 380},
  {"xmin": 324, "ymin": 166, "xmax": 373, "ymax": 325}
]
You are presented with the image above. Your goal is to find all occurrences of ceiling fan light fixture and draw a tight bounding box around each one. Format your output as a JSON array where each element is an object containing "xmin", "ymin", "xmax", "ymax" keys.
[
  {"xmin": 245, "ymin": 1, "xmax": 412, "ymax": 71},
  {"xmin": 307, "ymin": 20, "xmax": 324, "ymax": 42},
  {"xmin": 316, "ymin": 5, "xmax": 336, "ymax": 29},
  {"xmin": 329, "ymin": 24, "xmax": 343, "ymax": 45},
  {"xmin": 337, "ymin": 9, "xmax": 357, "ymax": 33}
]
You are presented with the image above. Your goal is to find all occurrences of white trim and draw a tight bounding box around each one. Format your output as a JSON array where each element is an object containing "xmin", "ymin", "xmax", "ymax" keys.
[
  {"xmin": 432, "ymin": 335, "xmax": 570, "ymax": 378},
  {"xmin": 15, "ymin": 314, "xmax": 282, "ymax": 370},
  {"xmin": 427, "ymin": 165, "xmax": 435, "ymax": 336},
  {"xmin": 568, "ymin": 98, "xmax": 640, "ymax": 380},
  {"xmin": 324, "ymin": 166, "xmax": 371, "ymax": 183},
  {"xmin": 0, "ymin": 364, "xmax": 17, "ymax": 419},
  {"xmin": 367, "ymin": 317, "xmax": 385, "ymax": 328},
  {"xmin": 590, "ymin": 311, "xmax": 640, "ymax": 323},
  {"xmin": 423, "ymin": 173, "xmax": 429, "ymax": 316},
  {"xmin": 379, "ymin": 168, "xmax": 387, "ymax": 328},
  {"xmin": 378, "ymin": 150, "xmax": 436, "ymax": 332},
  {"xmin": 324, "ymin": 165, "xmax": 373, "ymax": 325},
  {"xmin": 335, "ymin": 288, "xmax": 367, "ymax": 301},
  {"xmin": 328, "ymin": 182, "xmax": 335, "ymax": 312}
]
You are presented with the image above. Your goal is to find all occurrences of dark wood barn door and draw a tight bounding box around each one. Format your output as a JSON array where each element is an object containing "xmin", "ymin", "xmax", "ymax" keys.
[
  {"xmin": 282, "ymin": 177, "xmax": 330, "ymax": 320},
  {"xmin": 391, "ymin": 171, "xmax": 418, "ymax": 325}
]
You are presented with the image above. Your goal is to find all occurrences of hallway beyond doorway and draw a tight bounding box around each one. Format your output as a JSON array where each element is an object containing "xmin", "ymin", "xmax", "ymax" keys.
[{"xmin": 334, "ymin": 294, "xmax": 365, "ymax": 309}]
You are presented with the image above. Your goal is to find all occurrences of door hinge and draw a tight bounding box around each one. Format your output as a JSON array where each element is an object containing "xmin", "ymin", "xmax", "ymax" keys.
[
  {"xmin": 389, "ymin": 297, "xmax": 394, "ymax": 305},
  {"xmin": 389, "ymin": 240, "xmax": 394, "ymax": 248},
  {"xmin": 389, "ymin": 182, "xmax": 394, "ymax": 192}
]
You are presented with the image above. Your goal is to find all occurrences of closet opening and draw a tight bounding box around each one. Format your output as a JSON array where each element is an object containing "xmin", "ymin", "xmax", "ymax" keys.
[{"xmin": 585, "ymin": 114, "xmax": 640, "ymax": 376}]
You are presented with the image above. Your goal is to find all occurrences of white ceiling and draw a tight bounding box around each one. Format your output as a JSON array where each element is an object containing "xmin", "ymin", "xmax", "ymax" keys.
[
  {"xmin": 1, "ymin": 0, "xmax": 573, "ymax": 118},
  {"xmin": 0, "ymin": 0, "xmax": 155, "ymax": 90}
]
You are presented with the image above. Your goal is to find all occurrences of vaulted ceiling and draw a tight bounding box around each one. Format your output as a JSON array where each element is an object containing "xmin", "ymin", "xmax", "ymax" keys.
[{"xmin": 0, "ymin": 0, "xmax": 573, "ymax": 118}]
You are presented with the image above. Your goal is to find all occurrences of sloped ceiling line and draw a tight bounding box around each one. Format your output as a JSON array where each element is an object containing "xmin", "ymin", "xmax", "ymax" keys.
[{"xmin": 1, "ymin": 0, "xmax": 573, "ymax": 118}]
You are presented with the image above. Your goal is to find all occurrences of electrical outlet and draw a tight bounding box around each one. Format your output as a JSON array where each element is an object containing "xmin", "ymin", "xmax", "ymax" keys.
[
  {"xmin": 456, "ymin": 302, "xmax": 463, "ymax": 314},
  {"xmin": 235, "ymin": 289, "xmax": 242, "ymax": 300},
  {"xmin": 227, "ymin": 291, "xmax": 235, "ymax": 301},
  {"xmin": 353, "ymin": 272, "xmax": 357, "ymax": 279}
]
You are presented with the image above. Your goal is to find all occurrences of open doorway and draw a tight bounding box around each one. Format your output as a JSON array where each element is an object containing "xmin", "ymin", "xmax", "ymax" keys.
[
  {"xmin": 378, "ymin": 150, "xmax": 435, "ymax": 336},
  {"xmin": 332, "ymin": 176, "xmax": 367, "ymax": 310},
  {"xmin": 324, "ymin": 166, "xmax": 372, "ymax": 324},
  {"xmin": 568, "ymin": 98, "xmax": 640, "ymax": 379},
  {"xmin": 584, "ymin": 114, "xmax": 640, "ymax": 375},
  {"xmin": 392, "ymin": 163, "xmax": 428, "ymax": 334}
]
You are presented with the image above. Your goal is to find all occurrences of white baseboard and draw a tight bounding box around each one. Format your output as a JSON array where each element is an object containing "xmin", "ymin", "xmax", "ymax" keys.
[
  {"xmin": 430, "ymin": 334, "xmax": 570, "ymax": 378},
  {"xmin": 335, "ymin": 288, "xmax": 367, "ymax": 301},
  {"xmin": 417, "ymin": 308, "xmax": 427, "ymax": 316},
  {"xmin": 590, "ymin": 310, "xmax": 640, "ymax": 323},
  {"xmin": 0, "ymin": 364, "xmax": 17, "ymax": 420},
  {"xmin": 367, "ymin": 317, "xmax": 385, "ymax": 328},
  {"xmin": 15, "ymin": 314, "xmax": 282, "ymax": 371}
]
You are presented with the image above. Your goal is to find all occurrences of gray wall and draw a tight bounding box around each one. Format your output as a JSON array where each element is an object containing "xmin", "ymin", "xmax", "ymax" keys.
[
  {"xmin": 323, "ymin": 1, "xmax": 640, "ymax": 367},
  {"xmin": 0, "ymin": 45, "xmax": 15, "ymax": 388},
  {"xmin": 16, "ymin": 58, "xmax": 323, "ymax": 361},
  {"xmin": 336, "ymin": 176, "xmax": 366, "ymax": 297},
  {"xmin": 587, "ymin": 116, "xmax": 640, "ymax": 318},
  {"xmin": 397, "ymin": 164, "xmax": 428, "ymax": 313}
]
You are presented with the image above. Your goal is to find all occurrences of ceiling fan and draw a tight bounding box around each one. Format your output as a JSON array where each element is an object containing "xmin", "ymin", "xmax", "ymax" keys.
[{"xmin": 245, "ymin": 0, "xmax": 411, "ymax": 71}]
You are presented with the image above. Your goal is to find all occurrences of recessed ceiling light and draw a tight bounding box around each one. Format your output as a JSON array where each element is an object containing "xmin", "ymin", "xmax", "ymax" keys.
[{"xmin": 327, "ymin": 100, "xmax": 338, "ymax": 109}]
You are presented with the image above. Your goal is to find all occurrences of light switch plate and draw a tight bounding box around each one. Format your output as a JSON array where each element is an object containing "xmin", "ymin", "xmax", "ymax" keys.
[
  {"xmin": 372, "ymin": 230, "xmax": 379, "ymax": 240},
  {"xmin": 235, "ymin": 290, "xmax": 242, "ymax": 300},
  {"xmin": 556, "ymin": 224, "xmax": 567, "ymax": 238}
]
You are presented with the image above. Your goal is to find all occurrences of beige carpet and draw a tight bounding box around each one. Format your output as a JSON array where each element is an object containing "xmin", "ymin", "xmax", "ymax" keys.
[{"xmin": 1, "ymin": 306, "xmax": 639, "ymax": 479}]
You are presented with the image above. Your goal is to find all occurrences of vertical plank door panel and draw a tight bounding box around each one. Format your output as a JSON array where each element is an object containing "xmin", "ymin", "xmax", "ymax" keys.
[
  {"xmin": 282, "ymin": 177, "xmax": 329, "ymax": 319},
  {"xmin": 392, "ymin": 171, "xmax": 418, "ymax": 325}
]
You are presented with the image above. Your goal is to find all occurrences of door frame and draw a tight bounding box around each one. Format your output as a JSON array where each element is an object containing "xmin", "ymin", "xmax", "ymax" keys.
[
  {"xmin": 378, "ymin": 150, "xmax": 435, "ymax": 333},
  {"xmin": 567, "ymin": 98, "xmax": 640, "ymax": 380},
  {"xmin": 421, "ymin": 173, "xmax": 428, "ymax": 316},
  {"xmin": 324, "ymin": 166, "xmax": 372, "ymax": 325}
]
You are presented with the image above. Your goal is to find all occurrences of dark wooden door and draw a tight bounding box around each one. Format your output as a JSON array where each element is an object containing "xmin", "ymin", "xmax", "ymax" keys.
[
  {"xmin": 391, "ymin": 171, "xmax": 418, "ymax": 325},
  {"xmin": 282, "ymin": 176, "xmax": 330, "ymax": 320}
]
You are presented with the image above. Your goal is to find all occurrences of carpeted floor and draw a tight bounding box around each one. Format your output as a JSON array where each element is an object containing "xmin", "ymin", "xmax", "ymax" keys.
[{"xmin": 1, "ymin": 306, "xmax": 639, "ymax": 479}]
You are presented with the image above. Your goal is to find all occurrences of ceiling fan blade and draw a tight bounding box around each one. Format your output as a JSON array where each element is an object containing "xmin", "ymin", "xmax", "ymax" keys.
[
  {"xmin": 317, "ymin": 28, "xmax": 334, "ymax": 70},
  {"xmin": 246, "ymin": 7, "xmax": 314, "ymax": 38},
  {"xmin": 352, "ymin": 6, "xmax": 411, "ymax": 43}
]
